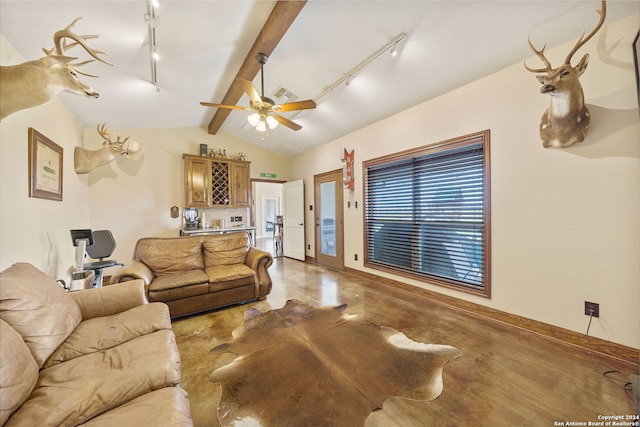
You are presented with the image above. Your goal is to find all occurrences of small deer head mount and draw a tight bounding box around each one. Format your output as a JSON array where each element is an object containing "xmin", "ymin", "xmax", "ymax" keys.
[
  {"xmin": 74, "ymin": 124, "xmax": 143, "ymax": 174},
  {"xmin": 0, "ymin": 17, "xmax": 112, "ymax": 121},
  {"xmin": 525, "ymin": 0, "xmax": 606, "ymax": 148}
]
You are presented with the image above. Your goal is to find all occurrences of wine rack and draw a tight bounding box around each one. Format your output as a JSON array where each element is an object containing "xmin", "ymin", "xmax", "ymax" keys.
[
  {"xmin": 211, "ymin": 161, "xmax": 230, "ymax": 205},
  {"xmin": 182, "ymin": 154, "xmax": 250, "ymax": 208}
]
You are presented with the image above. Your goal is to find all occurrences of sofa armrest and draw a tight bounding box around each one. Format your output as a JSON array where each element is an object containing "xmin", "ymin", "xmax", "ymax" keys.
[
  {"xmin": 70, "ymin": 280, "xmax": 148, "ymax": 320},
  {"xmin": 245, "ymin": 247, "xmax": 273, "ymax": 298},
  {"xmin": 110, "ymin": 260, "xmax": 154, "ymax": 285}
]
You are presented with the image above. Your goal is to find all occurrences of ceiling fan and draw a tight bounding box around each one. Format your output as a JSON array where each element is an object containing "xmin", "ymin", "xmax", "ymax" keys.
[{"xmin": 200, "ymin": 53, "xmax": 316, "ymax": 132}]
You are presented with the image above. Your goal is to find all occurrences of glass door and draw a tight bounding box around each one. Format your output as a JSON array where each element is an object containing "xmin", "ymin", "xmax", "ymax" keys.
[{"xmin": 314, "ymin": 170, "xmax": 343, "ymax": 270}]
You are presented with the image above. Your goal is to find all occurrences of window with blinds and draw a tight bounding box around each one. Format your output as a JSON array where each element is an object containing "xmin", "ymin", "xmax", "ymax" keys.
[{"xmin": 363, "ymin": 130, "xmax": 491, "ymax": 297}]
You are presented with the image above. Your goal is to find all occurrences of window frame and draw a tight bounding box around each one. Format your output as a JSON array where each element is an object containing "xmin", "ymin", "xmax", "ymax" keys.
[{"xmin": 362, "ymin": 130, "xmax": 491, "ymax": 298}]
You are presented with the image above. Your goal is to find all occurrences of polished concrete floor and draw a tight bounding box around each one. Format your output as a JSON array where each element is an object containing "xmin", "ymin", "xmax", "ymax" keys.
[{"xmin": 172, "ymin": 256, "xmax": 639, "ymax": 427}]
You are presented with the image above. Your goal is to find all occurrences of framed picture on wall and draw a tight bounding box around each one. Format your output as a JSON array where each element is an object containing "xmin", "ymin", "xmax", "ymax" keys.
[
  {"xmin": 28, "ymin": 127, "xmax": 63, "ymax": 201},
  {"xmin": 634, "ymin": 31, "xmax": 640, "ymax": 109}
]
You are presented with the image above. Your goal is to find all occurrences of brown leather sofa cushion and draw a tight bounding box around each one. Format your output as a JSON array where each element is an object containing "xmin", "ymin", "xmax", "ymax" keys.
[
  {"xmin": 0, "ymin": 320, "xmax": 38, "ymax": 425},
  {"xmin": 43, "ymin": 302, "xmax": 172, "ymax": 369},
  {"xmin": 205, "ymin": 264, "xmax": 256, "ymax": 283},
  {"xmin": 203, "ymin": 232, "xmax": 249, "ymax": 266},
  {"xmin": 0, "ymin": 263, "xmax": 82, "ymax": 368},
  {"xmin": 6, "ymin": 330, "xmax": 181, "ymax": 427},
  {"xmin": 149, "ymin": 282, "xmax": 210, "ymax": 303},
  {"xmin": 79, "ymin": 387, "xmax": 193, "ymax": 427},
  {"xmin": 150, "ymin": 269, "xmax": 209, "ymax": 291},
  {"xmin": 137, "ymin": 237, "xmax": 204, "ymax": 275},
  {"xmin": 69, "ymin": 280, "xmax": 149, "ymax": 320}
]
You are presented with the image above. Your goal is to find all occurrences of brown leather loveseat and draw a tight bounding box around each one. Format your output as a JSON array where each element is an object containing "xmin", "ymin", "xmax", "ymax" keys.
[
  {"xmin": 0, "ymin": 262, "xmax": 193, "ymax": 426},
  {"xmin": 111, "ymin": 232, "xmax": 273, "ymax": 318}
]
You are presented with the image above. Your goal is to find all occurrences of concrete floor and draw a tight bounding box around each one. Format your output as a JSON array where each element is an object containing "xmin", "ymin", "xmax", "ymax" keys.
[{"xmin": 172, "ymin": 256, "xmax": 638, "ymax": 426}]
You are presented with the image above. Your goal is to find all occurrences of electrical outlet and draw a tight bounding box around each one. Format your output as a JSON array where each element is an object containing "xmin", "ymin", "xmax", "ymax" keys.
[
  {"xmin": 585, "ymin": 301, "xmax": 599, "ymax": 318},
  {"xmin": 235, "ymin": 216, "xmax": 242, "ymax": 221},
  {"xmin": 230, "ymin": 217, "xmax": 235, "ymax": 222},
  {"xmin": 354, "ymin": 254, "xmax": 358, "ymax": 261},
  {"xmin": 307, "ymin": 244, "xmax": 311, "ymax": 250}
]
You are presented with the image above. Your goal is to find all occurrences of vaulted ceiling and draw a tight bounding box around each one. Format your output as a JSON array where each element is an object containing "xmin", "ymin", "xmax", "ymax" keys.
[{"xmin": 1, "ymin": 1, "xmax": 638, "ymax": 157}]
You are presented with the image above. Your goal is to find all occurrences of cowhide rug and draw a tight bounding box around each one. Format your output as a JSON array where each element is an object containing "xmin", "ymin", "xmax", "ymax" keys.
[{"xmin": 209, "ymin": 299, "xmax": 461, "ymax": 426}]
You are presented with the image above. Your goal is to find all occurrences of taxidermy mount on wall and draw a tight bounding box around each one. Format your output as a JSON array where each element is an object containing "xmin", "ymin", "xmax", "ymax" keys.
[
  {"xmin": 74, "ymin": 124, "xmax": 143, "ymax": 174},
  {"xmin": 524, "ymin": 0, "xmax": 606, "ymax": 148},
  {"xmin": 0, "ymin": 17, "xmax": 112, "ymax": 121}
]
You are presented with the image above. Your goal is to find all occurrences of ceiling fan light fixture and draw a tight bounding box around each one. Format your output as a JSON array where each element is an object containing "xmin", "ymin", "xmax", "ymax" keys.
[
  {"xmin": 202, "ymin": 52, "xmax": 315, "ymax": 134},
  {"xmin": 266, "ymin": 115, "xmax": 279, "ymax": 129},
  {"xmin": 248, "ymin": 112, "xmax": 278, "ymax": 132},
  {"xmin": 247, "ymin": 113, "xmax": 260, "ymax": 127}
]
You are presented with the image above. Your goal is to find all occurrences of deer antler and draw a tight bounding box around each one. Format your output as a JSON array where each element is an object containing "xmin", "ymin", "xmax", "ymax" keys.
[
  {"xmin": 524, "ymin": 38, "xmax": 553, "ymax": 73},
  {"xmin": 97, "ymin": 123, "xmax": 130, "ymax": 149},
  {"xmin": 524, "ymin": 0, "xmax": 606, "ymax": 73},
  {"xmin": 564, "ymin": 0, "xmax": 606, "ymax": 65},
  {"xmin": 43, "ymin": 17, "xmax": 113, "ymax": 68}
]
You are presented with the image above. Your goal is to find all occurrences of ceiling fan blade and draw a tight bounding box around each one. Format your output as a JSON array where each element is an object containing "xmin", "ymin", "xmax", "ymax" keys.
[
  {"xmin": 236, "ymin": 78, "xmax": 262, "ymax": 105},
  {"xmin": 273, "ymin": 99, "xmax": 317, "ymax": 112},
  {"xmin": 272, "ymin": 114, "xmax": 302, "ymax": 131},
  {"xmin": 200, "ymin": 102, "xmax": 252, "ymax": 111}
]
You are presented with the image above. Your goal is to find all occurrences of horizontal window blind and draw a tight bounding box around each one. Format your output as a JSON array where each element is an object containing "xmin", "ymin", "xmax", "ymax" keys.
[{"xmin": 364, "ymin": 133, "xmax": 490, "ymax": 295}]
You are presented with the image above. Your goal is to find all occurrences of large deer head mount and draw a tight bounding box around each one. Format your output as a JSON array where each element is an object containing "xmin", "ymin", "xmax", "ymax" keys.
[
  {"xmin": 525, "ymin": 0, "xmax": 606, "ymax": 148},
  {"xmin": 74, "ymin": 124, "xmax": 143, "ymax": 174},
  {"xmin": 0, "ymin": 17, "xmax": 112, "ymax": 121}
]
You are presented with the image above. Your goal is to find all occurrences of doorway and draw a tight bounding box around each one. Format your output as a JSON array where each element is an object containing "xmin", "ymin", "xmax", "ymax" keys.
[
  {"xmin": 252, "ymin": 181, "xmax": 283, "ymax": 256},
  {"xmin": 314, "ymin": 170, "xmax": 344, "ymax": 270},
  {"xmin": 261, "ymin": 195, "xmax": 280, "ymax": 237}
]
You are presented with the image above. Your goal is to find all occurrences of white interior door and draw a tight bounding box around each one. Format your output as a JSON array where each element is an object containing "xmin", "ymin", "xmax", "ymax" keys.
[{"xmin": 283, "ymin": 179, "xmax": 305, "ymax": 261}]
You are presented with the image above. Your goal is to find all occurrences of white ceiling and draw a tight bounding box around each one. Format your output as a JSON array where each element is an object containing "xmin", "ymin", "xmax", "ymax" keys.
[{"xmin": 1, "ymin": 1, "xmax": 638, "ymax": 157}]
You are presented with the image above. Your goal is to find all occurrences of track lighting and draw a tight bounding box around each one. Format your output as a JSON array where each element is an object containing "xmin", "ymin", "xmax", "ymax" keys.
[
  {"xmin": 146, "ymin": 0, "xmax": 160, "ymax": 90},
  {"xmin": 289, "ymin": 32, "xmax": 407, "ymax": 121},
  {"xmin": 335, "ymin": 33, "xmax": 405, "ymax": 90}
]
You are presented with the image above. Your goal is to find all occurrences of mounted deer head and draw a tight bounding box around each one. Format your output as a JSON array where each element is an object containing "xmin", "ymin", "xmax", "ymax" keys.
[
  {"xmin": 525, "ymin": 0, "xmax": 606, "ymax": 148},
  {"xmin": 0, "ymin": 17, "xmax": 112, "ymax": 121},
  {"xmin": 74, "ymin": 124, "xmax": 143, "ymax": 174}
]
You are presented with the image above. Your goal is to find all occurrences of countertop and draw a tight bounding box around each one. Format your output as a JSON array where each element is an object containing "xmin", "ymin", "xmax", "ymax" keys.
[{"xmin": 180, "ymin": 226, "xmax": 255, "ymax": 236}]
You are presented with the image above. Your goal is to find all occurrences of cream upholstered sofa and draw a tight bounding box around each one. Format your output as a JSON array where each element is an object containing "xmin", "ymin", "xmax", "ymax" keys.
[
  {"xmin": 0, "ymin": 262, "xmax": 193, "ymax": 427},
  {"xmin": 110, "ymin": 232, "xmax": 273, "ymax": 318}
]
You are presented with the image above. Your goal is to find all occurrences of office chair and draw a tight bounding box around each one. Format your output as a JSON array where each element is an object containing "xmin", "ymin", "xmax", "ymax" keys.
[{"xmin": 84, "ymin": 230, "xmax": 122, "ymax": 287}]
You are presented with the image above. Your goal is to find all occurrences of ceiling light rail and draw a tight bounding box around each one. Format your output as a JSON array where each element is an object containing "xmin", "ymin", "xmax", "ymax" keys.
[
  {"xmin": 289, "ymin": 32, "xmax": 406, "ymax": 120},
  {"xmin": 322, "ymin": 32, "xmax": 406, "ymax": 98},
  {"xmin": 145, "ymin": 0, "xmax": 161, "ymax": 91}
]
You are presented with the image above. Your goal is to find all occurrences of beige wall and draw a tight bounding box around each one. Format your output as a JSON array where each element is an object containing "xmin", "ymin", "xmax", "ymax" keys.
[
  {"xmin": 83, "ymin": 126, "xmax": 291, "ymax": 274},
  {"xmin": 0, "ymin": 34, "xmax": 89, "ymax": 280},
  {"xmin": 2, "ymin": 14, "xmax": 638, "ymax": 349},
  {"xmin": 0, "ymin": 29, "xmax": 290, "ymax": 280},
  {"xmin": 291, "ymin": 14, "xmax": 640, "ymax": 348}
]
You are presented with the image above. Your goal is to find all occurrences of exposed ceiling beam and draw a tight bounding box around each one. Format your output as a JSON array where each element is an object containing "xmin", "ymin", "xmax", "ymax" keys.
[{"xmin": 207, "ymin": 0, "xmax": 307, "ymax": 135}]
